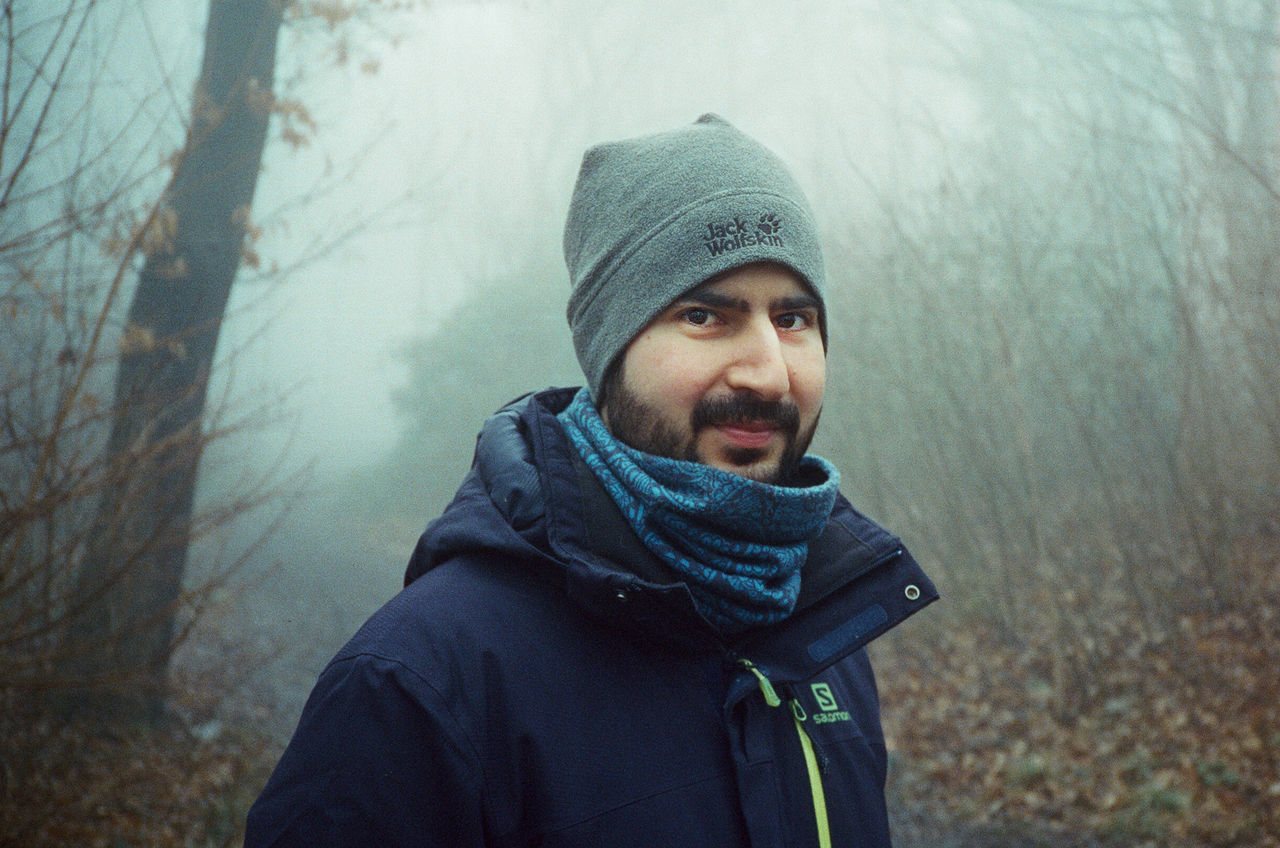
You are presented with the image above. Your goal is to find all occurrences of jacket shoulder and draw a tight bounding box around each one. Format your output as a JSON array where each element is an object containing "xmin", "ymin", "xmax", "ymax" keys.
[{"xmin": 247, "ymin": 553, "xmax": 561, "ymax": 847}]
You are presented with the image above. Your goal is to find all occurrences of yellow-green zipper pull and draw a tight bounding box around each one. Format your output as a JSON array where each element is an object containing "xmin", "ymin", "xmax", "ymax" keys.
[{"xmin": 738, "ymin": 658, "xmax": 782, "ymax": 707}]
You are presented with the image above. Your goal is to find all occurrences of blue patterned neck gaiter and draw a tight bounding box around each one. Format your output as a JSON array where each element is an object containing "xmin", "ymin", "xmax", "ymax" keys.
[{"xmin": 557, "ymin": 387, "xmax": 839, "ymax": 633}]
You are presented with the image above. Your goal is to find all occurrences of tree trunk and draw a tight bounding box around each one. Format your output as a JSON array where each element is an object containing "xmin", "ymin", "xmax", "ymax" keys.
[{"xmin": 63, "ymin": 0, "xmax": 284, "ymax": 722}]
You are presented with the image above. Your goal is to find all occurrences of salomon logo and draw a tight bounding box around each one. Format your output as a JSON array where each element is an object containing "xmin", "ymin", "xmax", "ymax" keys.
[
  {"xmin": 810, "ymin": 683, "xmax": 851, "ymax": 724},
  {"xmin": 702, "ymin": 214, "xmax": 784, "ymax": 256}
]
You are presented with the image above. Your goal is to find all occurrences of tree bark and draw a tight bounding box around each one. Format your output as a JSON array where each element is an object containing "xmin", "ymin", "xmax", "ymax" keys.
[{"xmin": 63, "ymin": 0, "xmax": 284, "ymax": 721}]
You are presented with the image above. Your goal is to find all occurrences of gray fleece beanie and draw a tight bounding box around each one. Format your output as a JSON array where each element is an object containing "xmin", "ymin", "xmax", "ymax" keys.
[{"xmin": 564, "ymin": 114, "xmax": 826, "ymax": 399}]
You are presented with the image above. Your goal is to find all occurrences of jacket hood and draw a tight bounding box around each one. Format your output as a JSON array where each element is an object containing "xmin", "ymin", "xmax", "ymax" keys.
[
  {"xmin": 405, "ymin": 387, "xmax": 937, "ymax": 661},
  {"xmin": 404, "ymin": 388, "xmax": 582, "ymax": 583}
]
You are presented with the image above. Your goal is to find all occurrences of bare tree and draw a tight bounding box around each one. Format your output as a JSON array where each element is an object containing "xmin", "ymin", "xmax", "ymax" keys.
[
  {"xmin": 1, "ymin": 0, "xmax": 184, "ymax": 707},
  {"xmin": 1, "ymin": 0, "xmax": 399, "ymax": 721},
  {"xmin": 812, "ymin": 0, "xmax": 1277, "ymax": 715},
  {"xmin": 54, "ymin": 0, "xmax": 286, "ymax": 721},
  {"xmin": 1158, "ymin": 0, "xmax": 1280, "ymax": 588}
]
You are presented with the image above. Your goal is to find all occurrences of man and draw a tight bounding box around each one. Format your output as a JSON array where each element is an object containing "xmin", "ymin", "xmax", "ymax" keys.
[{"xmin": 245, "ymin": 114, "xmax": 936, "ymax": 847}]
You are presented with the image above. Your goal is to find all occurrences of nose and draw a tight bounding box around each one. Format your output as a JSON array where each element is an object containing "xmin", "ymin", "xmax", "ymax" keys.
[{"xmin": 724, "ymin": 318, "xmax": 789, "ymax": 400}]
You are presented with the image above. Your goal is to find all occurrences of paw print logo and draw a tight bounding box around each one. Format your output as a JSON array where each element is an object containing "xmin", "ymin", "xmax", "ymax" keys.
[{"xmin": 757, "ymin": 213, "xmax": 782, "ymax": 235}]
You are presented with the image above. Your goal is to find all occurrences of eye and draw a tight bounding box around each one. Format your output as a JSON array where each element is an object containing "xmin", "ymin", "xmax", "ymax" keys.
[
  {"xmin": 775, "ymin": 311, "xmax": 815, "ymax": 331},
  {"xmin": 680, "ymin": 307, "xmax": 715, "ymax": 326}
]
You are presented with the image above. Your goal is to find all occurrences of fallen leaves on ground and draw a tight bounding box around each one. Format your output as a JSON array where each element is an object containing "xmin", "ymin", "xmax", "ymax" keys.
[
  {"xmin": 876, "ymin": 540, "xmax": 1280, "ymax": 848},
  {"xmin": 0, "ymin": 695, "xmax": 278, "ymax": 848}
]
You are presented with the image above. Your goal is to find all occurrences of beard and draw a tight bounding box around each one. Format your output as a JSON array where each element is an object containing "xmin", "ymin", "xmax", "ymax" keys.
[{"xmin": 600, "ymin": 368, "xmax": 819, "ymax": 486}]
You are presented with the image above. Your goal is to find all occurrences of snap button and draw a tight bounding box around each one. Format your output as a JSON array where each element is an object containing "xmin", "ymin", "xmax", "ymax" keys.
[{"xmin": 904, "ymin": 584, "xmax": 921, "ymax": 601}]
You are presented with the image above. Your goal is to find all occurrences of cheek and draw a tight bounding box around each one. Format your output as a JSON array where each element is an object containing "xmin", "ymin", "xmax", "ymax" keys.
[
  {"xmin": 627, "ymin": 335, "xmax": 715, "ymax": 403},
  {"xmin": 790, "ymin": 354, "xmax": 827, "ymax": 414}
]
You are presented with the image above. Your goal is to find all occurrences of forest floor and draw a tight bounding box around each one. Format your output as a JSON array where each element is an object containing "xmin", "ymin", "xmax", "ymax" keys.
[
  {"xmin": 2, "ymin": 535, "xmax": 1276, "ymax": 847},
  {"xmin": 876, "ymin": 529, "xmax": 1280, "ymax": 848},
  {"xmin": 877, "ymin": 608, "xmax": 1279, "ymax": 848}
]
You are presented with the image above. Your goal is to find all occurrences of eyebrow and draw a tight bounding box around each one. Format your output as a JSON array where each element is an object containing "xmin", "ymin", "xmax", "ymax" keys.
[{"xmin": 676, "ymin": 287, "xmax": 821, "ymax": 314}]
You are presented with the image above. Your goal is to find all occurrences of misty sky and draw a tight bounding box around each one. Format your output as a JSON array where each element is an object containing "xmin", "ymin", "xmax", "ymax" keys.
[{"xmin": 209, "ymin": 0, "xmax": 977, "ymax": 477}]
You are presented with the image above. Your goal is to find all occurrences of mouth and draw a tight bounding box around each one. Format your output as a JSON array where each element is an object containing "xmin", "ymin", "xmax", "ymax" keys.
[
  {"xmin": 691, "ymin": 396, "xmax": 800, "ymax": 459},
  {"xmin": 711, "ymin": 421, "xmax": 779, "ymax": 450}
]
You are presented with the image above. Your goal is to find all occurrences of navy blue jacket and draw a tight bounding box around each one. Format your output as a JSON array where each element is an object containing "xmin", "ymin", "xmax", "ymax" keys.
[{"xmin": 245, "ymin": 388, "xmax": 937, "ymax": 847}]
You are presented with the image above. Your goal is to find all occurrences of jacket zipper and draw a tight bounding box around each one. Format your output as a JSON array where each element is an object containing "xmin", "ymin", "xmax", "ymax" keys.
[{"xmin": 739, "ymin": 659, "xmax": 832, "ymax": 848}]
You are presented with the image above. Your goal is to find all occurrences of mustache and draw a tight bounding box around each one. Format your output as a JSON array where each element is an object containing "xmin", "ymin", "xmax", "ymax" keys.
[{"xmin": 691, "ymin": 394, "xmax": 800, "ymax": 434}]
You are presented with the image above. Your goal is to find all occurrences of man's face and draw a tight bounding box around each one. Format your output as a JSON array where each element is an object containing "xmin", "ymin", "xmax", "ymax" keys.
[{"xmin": 601, "ymin": 263, "xmax": 826, "ymax": 485}]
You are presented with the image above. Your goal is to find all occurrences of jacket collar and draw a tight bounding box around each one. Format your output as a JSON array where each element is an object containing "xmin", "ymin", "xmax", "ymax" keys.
[{"xmin": 410, "ymin": 387, "xmax": 938, "ymax": 675}]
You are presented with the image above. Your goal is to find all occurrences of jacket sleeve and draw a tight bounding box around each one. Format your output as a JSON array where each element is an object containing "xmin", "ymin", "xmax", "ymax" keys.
[{"xmin": 244, "ymin": 652, "xmax": 487, "ymax": 847}]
